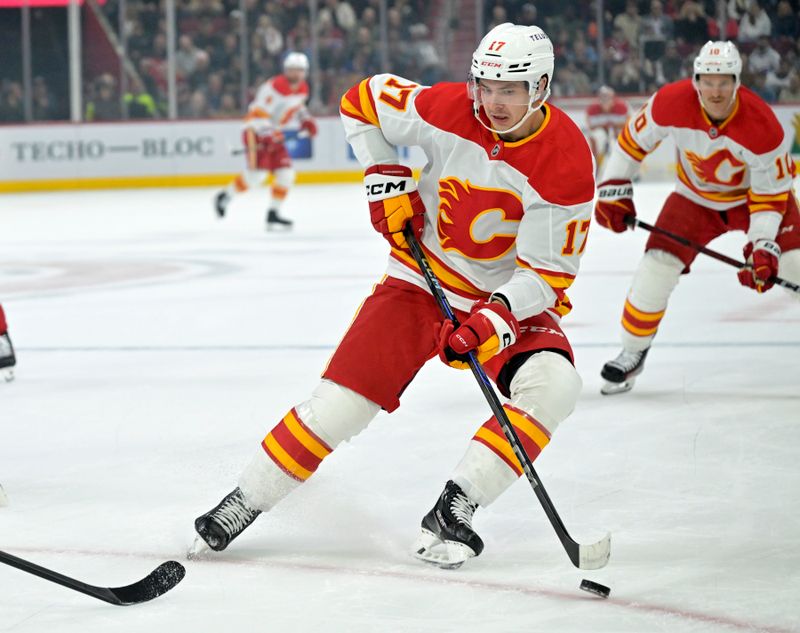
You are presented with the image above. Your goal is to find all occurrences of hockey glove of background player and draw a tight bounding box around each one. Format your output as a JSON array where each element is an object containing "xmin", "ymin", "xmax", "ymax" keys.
[
  {"xmin": 364, "ymin": 164, "xmax": 425, "ymax": 250},
  {"xmin": 737, "ymin": 239, "xmax": 780, "ymax": 292},
  {"xmin": 595, "ymin": 180, "xmax": 636, "ymax": 233},
  {"xmin": 437, "ymin": 299, "xmax": 520, "ymax": 369},
  {"xmin": 300, "ymin": 118, "xmax": 318, "ymax": 137}
]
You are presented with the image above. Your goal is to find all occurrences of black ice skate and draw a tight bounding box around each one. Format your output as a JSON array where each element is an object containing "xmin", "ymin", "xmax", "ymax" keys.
[
  {"xmin": 188, "ymin": 487, "xmax": 261, "ymax": 558},
  {"xmin": 600, "ymin": 347, "xmax": 649, "ymax": 395},
  {"xmin": 214, "ymin": 191, "xmax": 230, "ymax": 218},
  {"xmin": 412, "ymin": 480, "xmax": 484, "ymax": 569},
  {"xmin": 266, "ymin": 209, "xmax": 293, "ymax": 231},
  {"xmin": 0, "ymin": 332, "xmax": 16, "ymax": 383}
]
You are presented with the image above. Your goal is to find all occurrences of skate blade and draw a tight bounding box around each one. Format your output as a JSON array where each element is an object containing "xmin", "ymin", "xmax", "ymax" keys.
[
  {"xmin": 1, "ymin": 367, "xmax": 14, "ymax": 383},
  {"xmin": 266, "ymin": 223, "xmax": 293, "ymax": 232},
  {"xmin": 412, "ymin": 529, "xmax": 475, "ymax": 570},
  {"xmin": 600, "ymin": 378, "xmax": 635, "ymax": 395},
  {"xmin": 186, "ymin": 535, "xmax": 212, "ymax": 560},
  {"xmin": 0, "ymin": 485, "xmax": 8, "ymax": 507}
]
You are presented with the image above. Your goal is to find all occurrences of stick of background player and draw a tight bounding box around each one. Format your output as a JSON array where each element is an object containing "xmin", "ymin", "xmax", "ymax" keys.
[
  {"xmin": 214, "ymin": 52, "xmax": 318, "ymax": 231},
  {"xmin": 594, "ymin": 40, "xmax": 800, "ymax": 396},
  {"xmin": 627, "ymin": 217, "xmax": 800, "ymax": 293},
  {"xmin": 190, "ymin": 23, "xmax": 602, "ymax": 571},
  {"xmin": 0, "ymin": 303, "xmax": 16, "ymax": 383}
]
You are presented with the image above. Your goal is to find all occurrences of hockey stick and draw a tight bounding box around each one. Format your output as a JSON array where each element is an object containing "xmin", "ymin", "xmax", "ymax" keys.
[
  {"xmin": 403, "ymin": 227, "xmax": 611, "ymax": 570},
  {"xmin": 0, "ymin": 549, "xmax": 186, "ymax": 606},
  {"xmin": 625, "ymin": 216, "xmax": 800, "ymax": 293}
]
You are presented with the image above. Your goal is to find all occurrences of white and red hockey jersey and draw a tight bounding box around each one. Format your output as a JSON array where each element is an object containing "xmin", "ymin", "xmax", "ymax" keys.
[
  {"xmin": 586, "ymin": 97, "xmax": 629, "ymax": 136},
  {"xmin": 604, "ymin": 79, "xmax": 794, "ymax": 238},
  {"xmin": 246, "ymin": 75, "xmax": 311, "ymax": 136},
  {"xmin": 340, "ymin": 74, "xmax": 595, "ymax": 320}
]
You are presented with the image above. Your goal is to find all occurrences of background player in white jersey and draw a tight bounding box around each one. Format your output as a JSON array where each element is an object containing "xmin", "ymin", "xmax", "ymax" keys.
[
  {"xmin": 585, "ymin": 85, "xmax": 629, "ymax": 170},
  {"xmin": 595, "ymin": 41, "xmax": 800, "ymax": 395},
  {"xmin": 0, "ymin": 303, "xmax": 16, "ymax": 382},
  {"xmin": 191, "ymin": 23, "xmax": 595, "ymax": 570},
  {"xmin": 214, "ymin": 52, "xmax": 318, "ymax": 230}
]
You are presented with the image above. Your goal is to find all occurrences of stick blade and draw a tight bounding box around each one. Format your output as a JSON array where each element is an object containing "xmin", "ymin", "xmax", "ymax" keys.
[
  {"xmin": 577, "ymin": 532, "xmax": 612, "ymax": 570},
  {"xmin": 107, "ymin": 560, "xmax": 186, "ymax": 605}
]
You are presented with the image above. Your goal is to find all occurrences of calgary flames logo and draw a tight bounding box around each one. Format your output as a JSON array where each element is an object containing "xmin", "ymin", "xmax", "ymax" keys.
[
  {"xmin": 684, "ymin": 149, "xmax": 745, "ymax": 187},
  {"xmin": 437, "ymin": 177, "xmax": 523, "ymax": 260}
]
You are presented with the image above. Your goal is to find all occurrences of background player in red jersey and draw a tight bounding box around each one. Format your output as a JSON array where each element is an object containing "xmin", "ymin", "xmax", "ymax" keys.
[
  {"xmin": 0, "ymin": 303, "xmax": 16, "ymax": 383},
  {"xmin": 595, "ymin": 41, "xmax": 800, "ymax": 395},
  {"xmin": 190, "ymin": 23, "xmax": 596, "ymax": 570},
  {"xmin": 214, "ymin": 52, "xmax": 318, "ymax": 230},
  {"xmin": 585, "ymin": 85, "xmax": 630, "ymax": 170}
]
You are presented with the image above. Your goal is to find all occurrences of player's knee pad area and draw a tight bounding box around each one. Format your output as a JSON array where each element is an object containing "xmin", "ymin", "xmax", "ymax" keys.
[
  {"xmin": 630, "ymin": 249, "xmax": 684, "ymax": 308},
  {"xmin": 508, "ymin": 351, "xmax": 582, "ymax": 435},
  {"xmin": 296, "ymin": 379, "xmax": 381, "ymax": 449}
]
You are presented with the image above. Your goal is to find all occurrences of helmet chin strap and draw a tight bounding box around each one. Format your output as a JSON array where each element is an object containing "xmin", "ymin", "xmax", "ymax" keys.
[{"xmin": 473, "ymin": 86, "xmax": 551, "ymax": 136}]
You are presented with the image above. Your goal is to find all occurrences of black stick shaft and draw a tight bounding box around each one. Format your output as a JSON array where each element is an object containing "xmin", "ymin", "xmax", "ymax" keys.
[
  {"xmin": 0, "ymin": 549, "xmax": 121, "ymax": 604},
  {"xmin": 627, "ymin": 217, "xmax": 800, "ymax": 293},
  {"xmin": 403, "ymin": 227, "xmax": 607, "ymax": 569}
]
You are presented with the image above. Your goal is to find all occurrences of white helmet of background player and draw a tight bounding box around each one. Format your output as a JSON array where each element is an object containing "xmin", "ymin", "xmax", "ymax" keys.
[
  {"xmin": 283, "ymin": 52, "xmax": 309, "ymax": 72},
  {"xmin": 693, "ymin": 41, "xmax": 742, "ymax": 91},
  {"xmin": 468, "ymin": 22, "xmax": 554, "ymax": 134}
]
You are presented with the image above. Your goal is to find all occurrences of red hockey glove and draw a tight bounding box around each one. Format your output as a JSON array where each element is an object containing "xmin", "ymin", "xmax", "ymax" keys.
[
  {"xmin": 595, "ymin": 180, "xmax": 636, "ymax": 233},
  {"xmin": 364, "ymin": 164, "xmax": 425, "ymax": 250},
  {"xmin": 300, "ymin": 118, "xmax": 318, "ymax": 137},
  {"xmin": 437, "ymin": 300, "xmax": 520, "ymax": 369},
  {"xmin": 737, "ymin": 239, "xmax": 780, "ymax": 293}
]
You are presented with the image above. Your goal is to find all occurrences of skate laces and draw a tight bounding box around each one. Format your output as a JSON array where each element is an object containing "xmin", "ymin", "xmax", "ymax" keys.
[
  {"xmin": 449, "ymin": 492, "xmax": 477, "ymax": 528},
  {"xmin": 214, "ymin": 491, "xmax": 258, "ymax": 536},
  {"xmin": 0, "ymin": 335, "xmax": 11, "ymax": 357},
  {"xmin": 611, "ymin": 349, "xmax": 646, "ymax": 371}
]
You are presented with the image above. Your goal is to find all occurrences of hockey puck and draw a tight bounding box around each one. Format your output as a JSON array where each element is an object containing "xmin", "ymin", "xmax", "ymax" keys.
[{"xmin": 579, "ymin": 579, "xmax": 611, "ymax": 599}]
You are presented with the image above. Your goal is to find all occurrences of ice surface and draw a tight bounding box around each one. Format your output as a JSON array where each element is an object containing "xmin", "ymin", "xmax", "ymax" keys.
[{"xmin": 0, "ymin": 183, "xmax": 798, "ymax": 632}]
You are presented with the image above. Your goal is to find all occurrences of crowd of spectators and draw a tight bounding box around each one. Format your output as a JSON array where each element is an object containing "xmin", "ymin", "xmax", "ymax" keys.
[
  {"xmin": 1, "ymin": 0, "xmax": 799, "ymax": 123},
  {"xmin": 484, "ymin": 0, "xmax": 800, "ymax": 101}
]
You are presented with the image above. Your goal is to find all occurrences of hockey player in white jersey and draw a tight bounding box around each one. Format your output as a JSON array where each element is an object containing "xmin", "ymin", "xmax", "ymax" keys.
[
  {"xmin": 214, "ymin": 52, "xmax": 318, "ymax": 230},
  {"xmin": 0, "ymin": 303, "xmax": 16, "ymax": 383},
  {"xmin": 595, "ymin": 41, "xmax": 800, "ymax": 395},
  {"xmin": 191, "ymin": 23, "xmax": 595, "ymax": 570}
]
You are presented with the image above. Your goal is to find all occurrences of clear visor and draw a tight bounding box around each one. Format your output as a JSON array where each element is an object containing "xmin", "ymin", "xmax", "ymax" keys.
[{"xmin": 468, "ymin": 75, "xmax": 532, "ymax": 108}]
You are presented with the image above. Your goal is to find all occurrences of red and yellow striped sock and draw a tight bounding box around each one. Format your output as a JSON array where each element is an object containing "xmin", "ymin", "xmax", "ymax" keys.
[
  {"xmin": 471, "ymin": 405, "xmax": 551, "ymax": 476},
  {"xmin": 261, "ymin": 408, "xmax": 333, "ymax": 482}
]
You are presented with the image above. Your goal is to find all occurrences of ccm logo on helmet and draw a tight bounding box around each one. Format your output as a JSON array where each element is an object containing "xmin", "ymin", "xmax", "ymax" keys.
[{"xmin": 366, "ymin": 181, "xmax": 407, "ymax": 196}]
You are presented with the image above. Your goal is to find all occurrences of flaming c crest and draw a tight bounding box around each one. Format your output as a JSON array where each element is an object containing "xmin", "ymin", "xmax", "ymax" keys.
[
  {"xmin": 437, "ymin": 177, "xmax": 523, "ymax": 261},
  {"xmin": 684, "ymin": 149, "xmax": 745, "ymax": 187}
]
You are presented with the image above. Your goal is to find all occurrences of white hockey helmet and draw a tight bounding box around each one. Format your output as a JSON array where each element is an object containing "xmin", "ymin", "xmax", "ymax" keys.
[
  {"xmin": 468, "ymin": 22, "xmax": 554, "ymax": 134},
  {"xmin": 693, "ymin": 41, "xmax": 741, "ymax": 87},
  {"xmin": 283, "ymin": 52, "xmax": 309, "ymax": 72}
]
